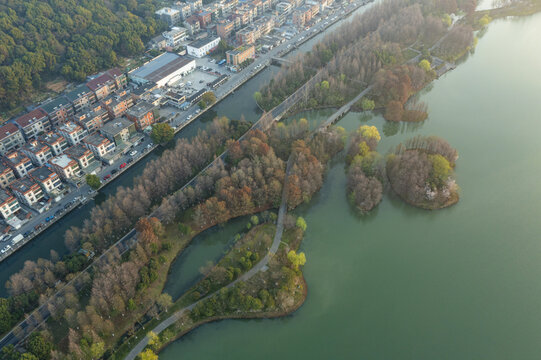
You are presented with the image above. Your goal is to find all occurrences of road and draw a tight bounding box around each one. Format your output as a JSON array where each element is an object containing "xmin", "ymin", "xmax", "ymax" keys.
[{"xmin": 124, "ymin": 156, "xmax": 293, "ymax": 360}]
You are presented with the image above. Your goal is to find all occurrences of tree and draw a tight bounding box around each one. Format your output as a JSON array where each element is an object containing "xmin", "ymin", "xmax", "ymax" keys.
[
  {"xmin": 287, "ymin": 250, "xmax": 307, "ymax": 270},
  {"xmin": 295, "ymin": 217, "xmax": 307, "ymax": 231},
  {"xmin": 147, "ymin": 331, "xmax": 161, "ymax": 351},
  {"xmin": 85, "ymin": 174, "xmax": 101, "ymax": 190},
  {"xmin": 156, "ymin": 293, "xmax": 173, "ymax": 313},
  {"xmin": 428, "ymin": 154, "xmax": 451, "ymax": 188},
  {"xmin": 26, "ymin": 332, "xmax": 53, "ymax": 360},
  {"xmin": 478, "ymin": 14, "xmax": 492, "ymax": 27},
  {"xmin": 198, "ymin": 100, "xmax": 207, "ymax": 109},
  {"xmin": 360, "ymin": 98, "xmax": 375, "ymax": 111},
  {"xmin": 419, "ymin": 59, "xmax": 431, "ymax": 72},
  {"xmin": 202, "ymin": 91, "xmax": 217, "ymax": 105},
  {"xmin": 138, "ymin": 349, "xmax": 158, "ymax": 360},
  {"xmin": 150, "ymin": 123, "xmax": 175, "ymax": 145}
]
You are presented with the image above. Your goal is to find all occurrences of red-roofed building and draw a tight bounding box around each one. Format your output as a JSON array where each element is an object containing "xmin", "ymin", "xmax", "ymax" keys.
[
  {"xmin": 14, "ymin": 108, "xmax": 51, "ymax": 141},
  {"xmin": 86, "ymin": 69, "xmax": 127, "ymax": 100}
]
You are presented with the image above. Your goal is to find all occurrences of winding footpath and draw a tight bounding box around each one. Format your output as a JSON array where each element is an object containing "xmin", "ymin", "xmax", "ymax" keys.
[{"xmin": 124, "ymin": 157, "xmax": 293, "ymax": 360}]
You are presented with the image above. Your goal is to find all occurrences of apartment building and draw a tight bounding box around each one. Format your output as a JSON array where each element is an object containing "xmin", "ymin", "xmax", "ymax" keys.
[
  {"xmin": 86, "ymin": 69, "xmax": 127, "ymax": 101},
  {"xmin": 155, "ymin": 7, "xmax": 182, "ymax": 25},
  {"xmin": 73, "ymin": 106, "xmax": 109, "ymax": 132},
  {"xmin": 10, "ymin": 177, "xmax": 44, "ymax": 207},
  {"xmin": 163, "ymin": 27, "xmax": 189, "ymax": 48},
  {"xmin": 14, "ymin": 108, "xmax": 52, "ymax": 141},
  {"xmin": 49, "ymin": 155, "xmax": 80, "ymax": 181},
  {"xmin": 58, "ymin": 122, "xmax": 87, "ymax": 146},
  {"xmin": 0, "ymin": 163, "xmax": 16, "ymax": 189},
  {"xmin": 29, "ymin": 166, "xmax": 62, "ymax": 196},
  {"xmin": 125, "ymin": 101, "xmax": 156, "ymax": 131},
  {"xmin": 39, "ymin": 132, "xmax": 69, "ymax": 156},
  {"xmin": 41, "ymin": 96, "xmax": 74, "ymax": 127},
  {"xmin": 65, "ymin": 84, "xmax": 97, "ymax": 113},
  {"xmin": 226, "ymin": 45, "xmax": 255, "ymax": 65},
  {"xmin": 196, "ymin": 10, "xmax": 212, "ymax": 28},
  {"xmin": 184, "ymin": 16, "xmax": 202, "ymax": 35},
  {"xmin": 0, "ymin": 190, "xmax": 20, "ymax": 220},
  {"xmin": 0, "ymin": 123, "xmax": 25, "ymax": 155},
  {"xmin": 176, "ymin": 3, "xmax": 193, "ymax": 19},
  {"xmin": 102, "ymin": 93, "xmax": 134, "ymax": 119},
  {"xmin": 64, "ymin": 144, "xmax": 96, "ymax": 170},
  {"xmin": 186, "ymin": 0, "xmax": 203, "ymax": 12},
  {"xmin": 82, "ymin": 133, "xmax": 116, "ymax": 161},
  {"xmin": 21, "ymin": 140, "xmax": 54, "ymax": 167},
  {"xmin": 3, "ymin": 151, "xmax": 33, "ymax": 178},
  {"xmin": 217, "ymin": 19, "xmax": 235, "ymax": 40}
]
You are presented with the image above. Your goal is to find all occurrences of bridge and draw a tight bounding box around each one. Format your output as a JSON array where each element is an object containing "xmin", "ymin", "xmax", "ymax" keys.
[{"xmin": 271, "ymin": 56, "xmax": 294, "ymax": 66}]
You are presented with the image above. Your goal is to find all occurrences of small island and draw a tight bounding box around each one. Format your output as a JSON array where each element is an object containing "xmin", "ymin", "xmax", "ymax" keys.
[
  {"xmin": 345, "ymin": 125, "xmax": 384, "ymax": 214},
  {"xmin": 386, "ymin": 136, "xmax": 459, "ymax": 210}
]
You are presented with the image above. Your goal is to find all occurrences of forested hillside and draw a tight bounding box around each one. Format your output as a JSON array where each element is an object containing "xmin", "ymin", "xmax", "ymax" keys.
[{"xmin": 0, "ymin": 0, "xmax": 165, "ymax": 111}]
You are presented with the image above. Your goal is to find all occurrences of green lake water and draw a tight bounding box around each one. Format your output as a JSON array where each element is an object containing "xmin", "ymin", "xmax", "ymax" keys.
[{"xmin": 158, "ymin": 12, "xmax": 541, "ymax": 360}]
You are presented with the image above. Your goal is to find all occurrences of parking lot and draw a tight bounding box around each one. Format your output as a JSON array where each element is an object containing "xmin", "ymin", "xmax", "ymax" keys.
[{"xmin": 169, "ymin": 68, "xmax": 218, "ymax": 92}]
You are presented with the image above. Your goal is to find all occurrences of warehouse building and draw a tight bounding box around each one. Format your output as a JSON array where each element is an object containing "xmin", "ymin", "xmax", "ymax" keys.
[
  {"xmin": 129, "ymin": 52, "xmax": 196, "ymax": 88},
  {"xmin": 186, "ymin": 37, "xmax": 221, "ymax": 58}
]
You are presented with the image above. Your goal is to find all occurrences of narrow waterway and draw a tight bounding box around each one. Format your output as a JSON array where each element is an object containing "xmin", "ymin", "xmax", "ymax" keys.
[{"xmin": 158, "ymin": 12, "xmax": 541, "ymax": 360}]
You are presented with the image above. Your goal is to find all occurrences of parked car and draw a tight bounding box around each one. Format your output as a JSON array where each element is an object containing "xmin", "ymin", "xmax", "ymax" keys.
[
  {"xmin": 111, "ymin": 169, "xmax": 118, "ymax": 175},
  {"xmin": 129, "ymin": 150, "xmax": 138, "ymax": 156},
  {"xmin": 103, "ymin": 174, "xmax": 111, "ymax": 180},
  {"xmin": 127, "ymin": 158, "xmax": 134, "ymax": 164},
  {"xmin": 45, "ymin": 216, "xmax": 54, "ymax": 222},
  {"xmin": 119, "ymin": 163, "xmax": 127, "ymax": 169}
]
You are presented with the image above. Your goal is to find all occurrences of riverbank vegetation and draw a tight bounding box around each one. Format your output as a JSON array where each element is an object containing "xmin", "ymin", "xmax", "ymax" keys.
[
  {"xmin": 0, "ymin": 0, "xmax": 166, "ymax": 113},
  {"xmin": 345, "ymin": 126, "xmax": 384, "ymax": 214},
  {"xmin": 1, "ymin": 118, "xmax": 344, "ymax": 359},
  {"xmin": 386, "ymin": 136, "xmax": 459, "ymax": 209},
  {"xmin": 255, "ymin": 0, "xmax": 477, "ymax": 119}
]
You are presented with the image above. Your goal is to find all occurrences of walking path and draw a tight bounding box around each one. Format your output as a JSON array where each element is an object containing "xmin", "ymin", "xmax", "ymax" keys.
[{"xmin": 124, "ymin": 157, "xmax": 293, "ymax": 360}]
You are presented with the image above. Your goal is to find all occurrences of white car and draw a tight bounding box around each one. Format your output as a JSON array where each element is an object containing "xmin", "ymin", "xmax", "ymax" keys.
[{"xmin": 129, "ymin": 150, "xmax": 138, "ymax": 156}]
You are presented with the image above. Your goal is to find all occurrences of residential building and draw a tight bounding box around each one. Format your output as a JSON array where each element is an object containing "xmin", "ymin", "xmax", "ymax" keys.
[
  {"xmin": 21, "ymin": 140, "xmax": 54, "ymax": 167},
  {"xmin": 49, "ymin": 154, "xmax": 80, "ymax": 180},
  {"xmin": 176, "ymin": 2, "xmax": 193, "ymax": 19},
  {"xmin": 186, "ymin": 0, "xmax": 203, "ymax": 12},
  {"xmin": 10, "ymin": 177, "xmax": 44, "ymax": 207},
  {"xmin": 196, "ymin": 10, "xmax": 212, "ymax": 28},
  {"xmin": 0, "ymin": 163, "xmax": 16, "ymax": 189},
  {"xmin": 99, "ymin": 118, "xmax": 137, "ymax": 146},
  {"xmin": 184, "ymin": 16, "xmax": 201, "ymax": 35},
  {"xmin": 39, "ymin": 132, "xmax": 69, "ymax": 156},
  {"xmin": 65, "ymin": 84, "xmax": 97, "ymax": 113},
  {"xmin": 0, "ymin": 190, "xmax": 20, "ymax": 220},
  {"xmin": 149, "ymin": 34, "xmax": 167, "ymax": 50},
  {"xmin": 86, "ymin": 68, "xmax": 127, "ymax": 100},
  {"xmin": 41, "ymin": 96, "xmax": 74, "ymax": 127},
  {"xmin": 125, "ymin": 101, "xmax": 157, "ymax": 131},
  {"xmin": 14, "ymin": 108, "xmax": 51, "ymax": 141},
  {"xmin": 58, "ymin": 122, "xmax": 87, "ymax": 146},
  {"xmin": 29, "ymin": 166, "xmax": 62, "ymax": 196},
  {"xmin": 83, "ymin": 133, "xmax": 116, "ymax": 161},
  {"xmin": 0, "ymin": 124, "xmax": 25, "ymax": 155},
  {"xmin": 226, "ymin": 45, "xmax": 255, "ymax": 65},
  {"xmin": 102, "ymin": 93, "xmax": 134, "ymax": 119},
  {"xmin": 73, "ymin": 106, "xmax": 109, "ymax": 132},
  {"xmin": 236, "ymin": 26, "xmax": 256, "ymax": 45},
  {"xmin": 155, "ymin": 7, "xmax": 182, "ymax": 25},
  {"xmin": 217, "ymin": 19, "xmax": 235, "ymax": 40},
  {"xmin": 3, "ymin": 151, "xmax": 33, "ymax": 178},
  {"xmin": 186, "ymin": 36, "xmax": 221, "ymax": 57},
  {"xmin": 165, "ymin": 91, "xmax": 187, "ymax": 108},
  {"xmin": 163, "ymin": 27, "xmax": 188, "ymax": 48},
  {"xmin": 64, "ymin": 144, "xmax": 96, "ymax": 170}
]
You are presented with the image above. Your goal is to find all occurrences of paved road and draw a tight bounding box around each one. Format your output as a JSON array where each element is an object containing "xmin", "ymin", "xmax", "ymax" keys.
[{"xmin": 124, "ymin": 156, "xmax": 293, "ymax": 360}]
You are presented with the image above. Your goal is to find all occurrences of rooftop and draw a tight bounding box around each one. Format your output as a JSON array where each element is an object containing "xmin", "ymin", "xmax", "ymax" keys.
[
  {"xmin": 188, "ymin": 36, "xmax": 220, "ymax": 49},
  {"xmin": 130, "ymin": 52, "xmax": 195, "ymax": 83},
  {"xmin": 65, "ymin": 144, "xmax": 92, "ymax": 159},
  {"xmin": 0, "ymin": 123, "xmax": 21, "ymax": 141},
  {"xmin": 10, "ymin": 177, "xmax": 39, "ymax": 194},
  {"xmin": 83, "ymin": 132, "xmax": 110, "ymax": 147},
  {"xmin": 23, "ymin": 140, "xmax": 50, "ymax": 154},
  {"xmin": 4, "ymin": 151, "xmax": 30, "ymax": 165},
  {"xmin": 41, "ymin": 96, "xmax": 71, "ymax": 114},
  {"xmin": 29, "ymin": 166, "xmax": 57, "ymax": 182},
  {"xmin": 50, "ymin": 154, "xmax": 76, "ymax": 169},
  {"xmin": 126, "ymin": 101, "xmax": 155, "ymax": 119},
  {"xmin": 39, "ymin": 132, "xmax": 67, "ymax": 146},
  {"xmin": 0, "ymin": 189, "xmax": 14, "ymax": 203},
  {"xmin": 65, "ymin": 84, "xmax": 93, "ymax": 102},
  {"xmin": 58, "ymin": 122, "xmax": 82, "ymax": 134},
  {"xmin": 100, "ymin": 118, "xmax": 134, "ymax": 136},
  {"xmin": 14, "ymin": 108, "xmax": 48, "ymax": 128}
]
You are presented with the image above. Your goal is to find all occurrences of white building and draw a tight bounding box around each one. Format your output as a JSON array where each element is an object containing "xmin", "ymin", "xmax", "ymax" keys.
[
  {"xmin": 163, "ymin": 27, "xmax": 188, "ymax": 48},
  {"xmin": 129, "ymin": 52, "xmax": 196, "ymax": 88},
  {"xmin": 186, "ymin": 37, "xmax": 221, "ymax": 58},
  {"xmin": 155, "ymin": 7, "xmax": 182, "ymax": 25}
]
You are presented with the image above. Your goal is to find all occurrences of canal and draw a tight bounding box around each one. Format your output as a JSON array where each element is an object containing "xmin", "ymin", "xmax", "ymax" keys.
[{"xmin": 158, "ymin": 12, "xmax": 541, "ymax": 360}]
